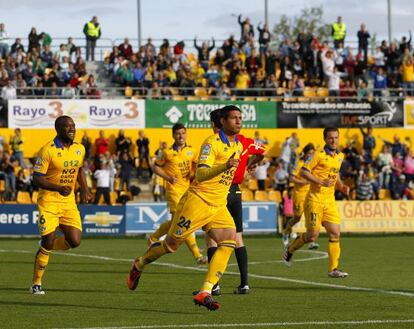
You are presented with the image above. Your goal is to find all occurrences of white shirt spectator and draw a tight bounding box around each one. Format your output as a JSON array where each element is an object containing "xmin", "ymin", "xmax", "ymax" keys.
[
  {"xmin": 94, "ymin": 168, "xmax": 116, "ymax": 188},
  {"xmin": 0, "ymin": 24, "xmax": 8, "ymax": 44},
  {"xmin": 326, "ymin": 70, "xmax": 346, "ymax": 91},
  {"xmin": 1, "ymin": 84, "xmax": 17, "ymax": 99},
  {"xmin": 274, "ymin": 167, "xmax": 289, "ymax": 185},
  {"xmin": 373, "ymin": 49, "xmax": 385, "ymax": 67},
  {"xmin": 255, "ymin": 162, "xmax": 270, "ymax": 180},
  {"xmin": 280, "ymin": 141, "xmax": 291, "ymax": 164}
]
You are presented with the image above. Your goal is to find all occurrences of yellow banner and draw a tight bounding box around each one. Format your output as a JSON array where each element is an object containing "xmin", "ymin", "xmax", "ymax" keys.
[
  {"xmin": 404, "ymin": 100, "xmax": 414, "ymax": 127},
  {"xmin": 291, "ymin": 200, "xmax": 414, "ymax": 233}
]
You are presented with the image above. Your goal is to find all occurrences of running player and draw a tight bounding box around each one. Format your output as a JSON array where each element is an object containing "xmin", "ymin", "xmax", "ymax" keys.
[
  {"xmin": 128, "ymin": 105, "xmax": 243, "ymax": 311},
  {"xmin": 283, "ymin": 127, "xmax": 349, "ymax": 278},
  {"xmin": 282, "ymin": 143, "xmax": 319, "ymax": 250},
  {"xmin": 206, "ymin": 108, "xmax": 265, "ymax": 295},
  {"xmin": 150, "ymin": 123, "xmax": 207, "ymax": 264},
  {"xmin": 30, "ymin": 116, "xmax": 92, "ymax": 294}
]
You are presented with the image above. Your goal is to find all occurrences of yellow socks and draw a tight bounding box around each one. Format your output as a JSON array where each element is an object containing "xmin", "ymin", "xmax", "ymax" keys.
[
  {"xmin": 52, "ymin": 236, "xmax": 71, "ymax": 251},
  {"xmin": 328, "ymin": 238, "xmax": 341, "ymax": 271},
  {"xmin": 288, "ymin": 233, "xmax": 306, "ymax": 254},
  {"xmin": 137, "ymin": 240, "xmax": 173, "ymax": 270},
  {"xmin": 150, "ymin": 220, "xmax": 171, "ymax": 240},
  {"xmin": 200, "ymin": 240, "xmax": 235, "ymax": 292},
  {"xmin": 32, "ymin": 246, "xmax": 50, "ymax": 285},
  {"xmin": 184, "ymin": 233, "xmax": 202, "ymax": 259}
]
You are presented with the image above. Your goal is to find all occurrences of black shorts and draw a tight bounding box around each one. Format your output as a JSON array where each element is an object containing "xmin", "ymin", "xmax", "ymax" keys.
[{"xmin": 227, "ymin": 184, "xmax": 243, "ymax": 233}]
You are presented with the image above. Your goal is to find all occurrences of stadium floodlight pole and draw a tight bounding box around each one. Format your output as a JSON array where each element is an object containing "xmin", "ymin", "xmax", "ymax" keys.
[
  {"xmin": 387, "ymin": 0, "xmax": 392, "ymax": 44},
  {"xmin": 137, "ymin": 0, "xmax": 142, "ymax": 48},
  {"xmin": 264, "ymin": 0, "xmax": 268, "ymax": 25}
]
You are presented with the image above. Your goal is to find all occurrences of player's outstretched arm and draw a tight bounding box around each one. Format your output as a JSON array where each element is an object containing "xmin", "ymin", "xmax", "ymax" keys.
[{"xmin": 196, "ymin": 153, "xmax": 239, "ymax": 182}]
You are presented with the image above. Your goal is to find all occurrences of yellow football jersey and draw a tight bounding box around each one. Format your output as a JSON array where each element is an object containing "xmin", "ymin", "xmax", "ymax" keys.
[
  {"xmin": 302, "ymin": 146, "xmax": 344, "ymax": 202},
  {"xmin": 291, "ymin": 159, "xmax": 310, "ymax": 196},
  {"xmin": 33, "ymin": 137, "xmax": 85, "ymax": 204},
  {"xmin": 190, "ymin": 131, "xmax": 242, "ymax": 206},
  {"xmin": 154, "ymin": 144, "xmax": 197, "ymax": 195}
]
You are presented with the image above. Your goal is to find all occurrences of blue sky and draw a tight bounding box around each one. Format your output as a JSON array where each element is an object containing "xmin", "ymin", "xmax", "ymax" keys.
[{"xmin": 1, "ymin": 0, "xmax": 412, "ymax": 47}]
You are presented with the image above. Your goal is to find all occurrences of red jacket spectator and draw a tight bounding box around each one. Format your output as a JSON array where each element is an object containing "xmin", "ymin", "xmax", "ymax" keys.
[
  {"xmin": 95, "ymin": 131, "xmax": 109, "ymax": 155},
  {"xmin": 118, "ymin": 38, "xmax": 133, "ymax": 59}
]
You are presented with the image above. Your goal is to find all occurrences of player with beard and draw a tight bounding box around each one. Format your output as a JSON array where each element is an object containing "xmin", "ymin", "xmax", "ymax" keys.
[{"xmin": 30, "ymin": 116, "xmax": 92, "ymax": 294}]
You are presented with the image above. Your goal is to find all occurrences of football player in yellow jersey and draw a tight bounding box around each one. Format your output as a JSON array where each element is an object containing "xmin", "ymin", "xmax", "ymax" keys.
[
  {"xmin": 149, "ymin": 123, "xmax": 207, "ymax": 265},
  {"xmin": 128, "ymin": 106, "xmax": 242, "ymax": 311},
  {"xmin": 283, "ymin": 127, "xmax": 350, "ymax": 278},
  {"xmin": 282, "ymin": 143, "xmax": 319, "ymax": 250},
  {"xmin": 30, "ymin": 116, "xmax": 92, "ymax": 294}
]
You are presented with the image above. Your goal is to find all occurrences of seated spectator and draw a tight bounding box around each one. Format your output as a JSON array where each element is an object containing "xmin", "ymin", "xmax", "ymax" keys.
[
  {"xmin": 55, "ymin": 44, "xmax": 69, "ymax": 65},
  {"xmin": 390, "ymin": 175, "xmax": 412, "ymax": 200},
  {"xmin": 85, "ymin": 74, "xmax": 101, "ymax": 99},
  {"xmin": 356, "ymin": 173, "xmax": 373, "ymax": 200},
  {"xmin": 61, "ymin": 82, "xmax": 76, "ymax": 99},
  {"xmin": 370, "ymin": 67, "xmax": 387, "ymax": 97},
  {"xmin": 11, "ymin": 38, "xmax": 24, "ymax": 55},
  {"xmin": 119, "ymin": 38, "xmax": 133, "ymax": 59},
  {"xmin": 16, "ymin": 168, "xmax": 32, "ymax": 194},
  {"xmin": 340, "ymin": 79, "xmax": 357, "ymax": 98},
  {"xmin": 40, "ymin": 44, "xmax": 54, "ymax": 67}
]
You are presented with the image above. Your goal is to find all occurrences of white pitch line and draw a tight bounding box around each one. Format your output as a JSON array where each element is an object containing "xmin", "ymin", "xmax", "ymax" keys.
[
  {"xmin": 1, "ymin": 249, "xmax": 413, "ymax": 298},
  {"xmin": 56, "ymin": 319, "xmax": 414, "ymax": 329},
  {"xmin": 227, "ymin": 250, "xmax": 328, "ymax": 266}
]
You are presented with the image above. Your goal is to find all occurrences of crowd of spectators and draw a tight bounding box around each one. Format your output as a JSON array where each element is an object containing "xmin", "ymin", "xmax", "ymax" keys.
[
  {"xmin": 0, "ymin": 23, "xmax": 99, "ymax": 103},
  {"xmin": 0, "ymin": 126, "xmax": 413, "ymax": 203},
  {"xmin": 1, "ymin": 16, "xmax": 413, "ymax": 100},
  {"xmin": 104, "ymin": 15, "xmax": 414, "ymax": 99},
  {"xmin": 0, "ymin": 129, "xmax": 153, "ymax": 204},
  {"xmin": 249, "ymin": 128, "xmax": 414, "ymax": 201}
]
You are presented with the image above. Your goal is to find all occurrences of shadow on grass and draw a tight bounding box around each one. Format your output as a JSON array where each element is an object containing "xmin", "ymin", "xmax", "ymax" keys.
[{"xmin": 0, "ymin": 300, "xmax": 195, "ymax": 315}]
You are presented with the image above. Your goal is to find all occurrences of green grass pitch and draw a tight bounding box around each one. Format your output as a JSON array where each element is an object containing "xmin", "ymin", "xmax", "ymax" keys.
[{"xmin": 0, "ymin": 235, "xmax": 413, "ymax": 329}]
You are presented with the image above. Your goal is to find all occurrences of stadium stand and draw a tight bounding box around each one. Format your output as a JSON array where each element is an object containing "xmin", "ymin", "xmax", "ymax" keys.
[{"xmin": 0, "ymin": 18, "xmax": 413, "ymax": 204}]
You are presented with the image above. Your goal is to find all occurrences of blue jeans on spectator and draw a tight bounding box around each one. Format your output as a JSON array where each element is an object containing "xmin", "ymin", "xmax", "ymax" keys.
[
  {"xmin": 120, "ymin": 175, "xmax": 131, "ymax": 191},
  {"xmin": 3, "ymin": 173, "xmax": 16, "ymax": 201},
  {"xmin": 402, "ymin": 82, "xmax": 414, "ymax": 96},
  {"xmin": 13, "ymin": 151, "xmax": 26, "ymax": 168},
  {"xmin": 0, "ymin": 43, "xmax": 8, "ymax": 58}
]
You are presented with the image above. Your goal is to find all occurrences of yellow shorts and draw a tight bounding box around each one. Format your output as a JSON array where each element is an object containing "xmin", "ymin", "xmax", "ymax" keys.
[
  {"xmin": 293, "ymin": 192, "xmax": 307, "ymax": 218},
  {"xmin": 37, "ymin": 201, "xmax": 82, "ymax": 236},
  {"xmin": 304, "ymin": 198, "xmax": 340, "ymax": 231},
  {"xmin": 166, "ymin": 190, "xmax": 182, "ymax": 214},
  {"xmin": 168, "ymin": 191, "xmax": 235, "ymax": 240}
]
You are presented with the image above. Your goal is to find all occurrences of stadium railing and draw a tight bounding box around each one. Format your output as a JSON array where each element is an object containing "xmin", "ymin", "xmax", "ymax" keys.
[
  {"xmin": 8, "ymin": 87, "xmax": 410, "ymax": 100},
  {"xmin": 7, "ymin": 37, "xmax": 372, "ymax": 62}
]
